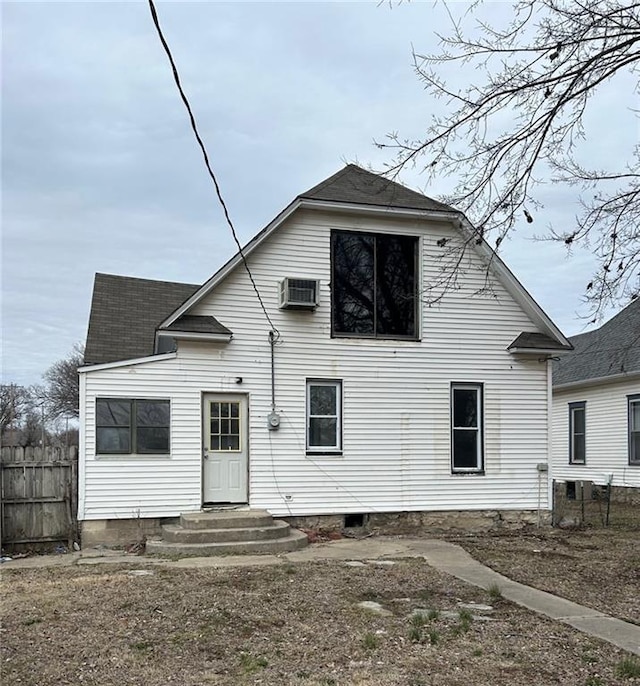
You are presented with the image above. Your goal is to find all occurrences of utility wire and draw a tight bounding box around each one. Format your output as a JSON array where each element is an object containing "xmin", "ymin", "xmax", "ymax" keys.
[{"xmin": 148, "ymin": 0, "xmax": 279, "ymax": 336}]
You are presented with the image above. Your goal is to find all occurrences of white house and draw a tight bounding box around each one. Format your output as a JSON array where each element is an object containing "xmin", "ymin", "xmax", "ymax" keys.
[
  {"xmin": 78, "ymin": 165, "xmax": 572, "ymax": 547},
  {"xmin": 552, "ymin": 299, "xmax": 640, "ymax": 498}
]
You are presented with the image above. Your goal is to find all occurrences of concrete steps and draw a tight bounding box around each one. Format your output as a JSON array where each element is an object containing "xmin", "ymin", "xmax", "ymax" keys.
[{"xmin": 146, "ymin": 509, "xmax": 308, "ymax": 557}]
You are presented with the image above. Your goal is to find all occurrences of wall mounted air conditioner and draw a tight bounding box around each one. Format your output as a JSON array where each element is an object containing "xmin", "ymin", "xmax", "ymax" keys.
[{"xmin": 278, "ymin": 278, "xmax": 319, "ymax": 310}]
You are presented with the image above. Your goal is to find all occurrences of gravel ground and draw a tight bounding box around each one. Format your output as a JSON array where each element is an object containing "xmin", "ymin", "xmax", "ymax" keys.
[
  {"xmin": 449, "ymin": 521, "xmax": 640, "ymax": 626},
  {"xmin": 2, "ymin": 559, "xmax": 639, "ymax": 686}
]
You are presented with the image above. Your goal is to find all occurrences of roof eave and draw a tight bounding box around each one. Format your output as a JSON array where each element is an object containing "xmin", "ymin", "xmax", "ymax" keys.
[
  {"xmin": 553, "ymin": 369, "xmax": 640, "ymax": 391},
  {"xmin": 79, "ymin": 352, "xmax": 177, "ymax": 374},
  {"xmin": 156, "ymin": 331, "xmax": 233, "ymax": 343},
  {"xmin": 508, "ymin": 347, "xmax": 572, "ymax": 356},
  {"xmin": 298, "ymin": 198, "xmax": 458, "ymax": 220}
]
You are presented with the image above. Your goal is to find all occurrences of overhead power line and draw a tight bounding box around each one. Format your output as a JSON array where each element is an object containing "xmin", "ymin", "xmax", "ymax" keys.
[{"xmin": 147, "ymin": 0, "xmax": 279, "ymax": 335}]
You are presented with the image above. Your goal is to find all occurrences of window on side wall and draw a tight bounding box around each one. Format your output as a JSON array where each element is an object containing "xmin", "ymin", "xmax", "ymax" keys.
[
  {"xmin": 331, "ymin": 230, "xmax": 418, "ymax": 339},
  {"xmin": 568, "ymin": 401, "xmax": 586, "ymax": 465},
  {"xmin": 96, "ymin": 398, "xmax": 170, "ymax": 455},
  {"xmin": 629, "ymin": 395, "xmax": 640, "ymax": 465},
  {"xmin": 306, "ymin": 380, "xmax": 342, "ymax": 454},
  {"xmin": 451, "ymin": 383, "xmax": 484, "ymax": 473}
]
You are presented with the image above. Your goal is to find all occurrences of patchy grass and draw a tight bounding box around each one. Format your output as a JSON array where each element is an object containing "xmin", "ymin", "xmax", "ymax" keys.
[
  {"xmin": 1, "ymin": 559, "xmax": 637, "ymax": 685},
  {"xmin": 617, "ymin": 657, "xmax": 640, "ymax": 679},
  {"xmin": 450, "ymin": 519, "xmax": 640, "ymax": 624}
]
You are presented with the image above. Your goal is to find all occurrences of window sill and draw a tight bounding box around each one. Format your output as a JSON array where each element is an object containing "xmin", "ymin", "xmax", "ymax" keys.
[
  {"xmin": 306, "ymin": 451, "xmax": 343, "ymax": 457},
  {"xmin": 95, "ymin": 453, "xmax": 171, "ymax": 459},
  {"xmin": 569, "ymin": 462, "xmax": 586, "ymax": 466},
  {"xmin": 331, "ymin": 333, "xmax": 420, "ymax": 343},
  {"xmin": 451, "ymin": 470, "xmax": 485, "ymax": 476}
]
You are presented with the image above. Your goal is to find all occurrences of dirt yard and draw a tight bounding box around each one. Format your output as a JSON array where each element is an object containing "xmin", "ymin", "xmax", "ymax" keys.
[
  {"xmin": 2, "ymin": 558, "xmax": 639, "ymax": 686},
  {"xmin": 449, "ymin": 522, "xmax": 640, "ymax": 626}
]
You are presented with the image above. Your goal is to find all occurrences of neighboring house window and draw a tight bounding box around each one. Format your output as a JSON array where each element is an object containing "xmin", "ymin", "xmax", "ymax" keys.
[
  {"xmin": 96, "ymin": 398, "xmax": 170, "ymax": 455},
  {"xmin": 568, "ymin": 401, "xmax": 586, "ymax": 465},
  {"xmin": 331, "ymin": 230, "xmax": 418, "ymax": 339},
  {"xmin": 306, "ymin": 380, "xmax": 342, "ymax": 453},
  {"xmin": 629, "ymin": 395, "xmax": 640, "ymax": 465},
  {"xmin": 451, "ymin": 383, "xmax": 484, "ymax": 472}
]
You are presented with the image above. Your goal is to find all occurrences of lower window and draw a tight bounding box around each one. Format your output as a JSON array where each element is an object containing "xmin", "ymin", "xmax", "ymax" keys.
[
  {"xmin": 306, "ymin": 380, "xmax": 342, "ymax": 453},
  {"xmin": 568, "ymin": 401, "xmax": 586, "ymax": 464},
  {"xmin": 451, "ymin": 383, "xmax": 483, "ymax": 472},
  {"xmin": 629, "ymin": 395, "xmax": 640, "ymax": 465},
  {"xmin": 96, "ymin": 398, "xmax": 170, "ymax": 455}
]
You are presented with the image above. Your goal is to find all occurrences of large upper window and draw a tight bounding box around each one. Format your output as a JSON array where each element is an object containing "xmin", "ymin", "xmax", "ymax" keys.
[
  {"xmin": 306, "ymin": 380, "xmax": 342, "ymax": 453},
  {"xmin": 629, "ymin": 395, "xmax": 640, "ymax": 465},
  {"xmin": 451, "ymin": 383, "xmax": 484, "ymax": 473},
  {"xmin": 331, "ymin": 230, "xmax": 418, "ymax": 339},
  {"xmin": 96, "ymin": 398, "xmax": 170, "ymax": 455},
  {"xmin": 568, "ymin": 401, "xmax": 586, "ymax": 465}
]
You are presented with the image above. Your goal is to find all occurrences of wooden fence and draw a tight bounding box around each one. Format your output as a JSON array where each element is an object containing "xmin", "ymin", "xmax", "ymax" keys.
[{"xmin": 0, "ymin": 446, "xmax": 78, "ymax": 550}]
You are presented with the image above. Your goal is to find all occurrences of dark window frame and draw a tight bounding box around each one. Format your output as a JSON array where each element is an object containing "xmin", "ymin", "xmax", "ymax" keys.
[
  {"xmin": 330, "ymin": 229, "xmax": 419, "ymax": 341},
  {"xmin": 568, "ymin": 401, "xmax": 586, "ymax": 465},
  {"xmin": 96, "ymin": 398, "xmax": 170, "ymax": 455},
  {"xmin": 628, "ymin": 394, "xmax": 640, "ymax": 466},
  {"xmin": 306, "ymin": 379, "xmax": 343, "ymax": 455},
  {"xmin": 450, "ymin": 382, "xmax": 484, "ymax": 474}
]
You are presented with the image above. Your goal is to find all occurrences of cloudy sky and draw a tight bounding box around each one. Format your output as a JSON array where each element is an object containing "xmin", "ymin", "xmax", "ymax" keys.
[{"xmin": 2, "ymin": 1, "xmax": 635, "ymax": 387}]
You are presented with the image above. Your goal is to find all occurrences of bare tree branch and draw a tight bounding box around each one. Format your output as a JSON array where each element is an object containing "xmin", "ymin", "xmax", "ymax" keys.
[{"xmin": 378, "ymin": 0, "xmax": 640, "ymax": 319}]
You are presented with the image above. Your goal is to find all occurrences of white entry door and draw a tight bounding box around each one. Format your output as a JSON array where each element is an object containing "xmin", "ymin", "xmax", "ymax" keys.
[{"xmin": 202, "ymin": 394, "xmax": 248, "ymax": 504}]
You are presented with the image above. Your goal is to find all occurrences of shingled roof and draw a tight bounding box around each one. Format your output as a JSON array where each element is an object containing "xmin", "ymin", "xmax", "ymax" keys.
[
  {"xmin": 553, "ymin": 298, "xmax": 640, "ymax": 387},
  {"xmin": 508, "ymin": 331, "xmax": 572, "ymax": 352},
  {"xmin": 85, "ymin": 274, "xmax": 201, "ymax": 365},
  {"xmin": 160, "ymin": 314, "xmax": 231, "ymax": 334},
  {"xmin": 299, "ymin": 164, "xmax": 455, "ymax": 213}
]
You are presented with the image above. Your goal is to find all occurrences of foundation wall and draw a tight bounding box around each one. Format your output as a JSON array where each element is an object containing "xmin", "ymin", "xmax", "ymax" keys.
[
  {"xmin": 81, "ymin": 508, "xmax": 550, "ymax": 547},
  {"xmin": 285, "ymin": 509, "xmax": 549, "ymax": 536},
  {"xmin": 80, "ymin": 517, "xmax": 178, "ymax": 548}
]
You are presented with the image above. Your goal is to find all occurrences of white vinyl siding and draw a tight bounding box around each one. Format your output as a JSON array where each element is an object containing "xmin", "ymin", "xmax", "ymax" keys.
[
  {"xmin": 553, "ymin": 378, "xmax": 640, "ymax": 488},
  {"xmin": 80, "ymin": 209, "xmax": 552, "ymax": 520}
]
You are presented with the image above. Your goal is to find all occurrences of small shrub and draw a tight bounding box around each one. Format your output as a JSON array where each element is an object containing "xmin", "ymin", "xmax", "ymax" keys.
[
  {"xmin": 487, "ymin": 583, "xmax": 503, "ymax": 601},
  {"xmin": 457, "ymin": 608, "xmax": 473, "ymax": 633},
  {"xmin": 427, "ymin": 609, "xmax": 439, "ymax": 621},
  {"xmin": 23, "ymin": 618, "xmax": 42, "ymax": 626},
  {"xmin": 617, "ymin": 657, "xmax": 640, "ymax": 679},
  {"xmin": 472, "ymin": 648, "xmax": 483, "ymax": 657},
  {"xmin": 362, "ymin": 632, "xmax": 380, "ymax": 650},
  {"xmin": 585, "ymin": 677, "xmax": 604, "ymax": 686},
  {"xmin": 418, "ymin": 589, "xmax": 431, "ymax": 602},
  {"xmin": 428, "ymin": 629, "xmax": 440, "ymax": 645},
  {"xmin": 411, "ymin": 613, "xmax": 427, "ymax": 628},
  {"xmin": 408, "ymin": 626, "xmax": 422, "ymax": 643}
]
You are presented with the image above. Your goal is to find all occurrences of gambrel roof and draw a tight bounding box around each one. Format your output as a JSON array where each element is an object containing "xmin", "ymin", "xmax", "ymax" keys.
[{"xmin": 553, "ymin": 298, "xmax": 640, "ymax": 388}]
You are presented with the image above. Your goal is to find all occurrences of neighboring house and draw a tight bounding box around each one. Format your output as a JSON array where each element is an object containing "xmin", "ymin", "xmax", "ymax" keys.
[
  {"xmin": 78, "ymin": 165, "xmax": 572, "ymax": 545},
  {"xmin": 552, "ymin": 299, "xmax": 640, "ymax": 496}
]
